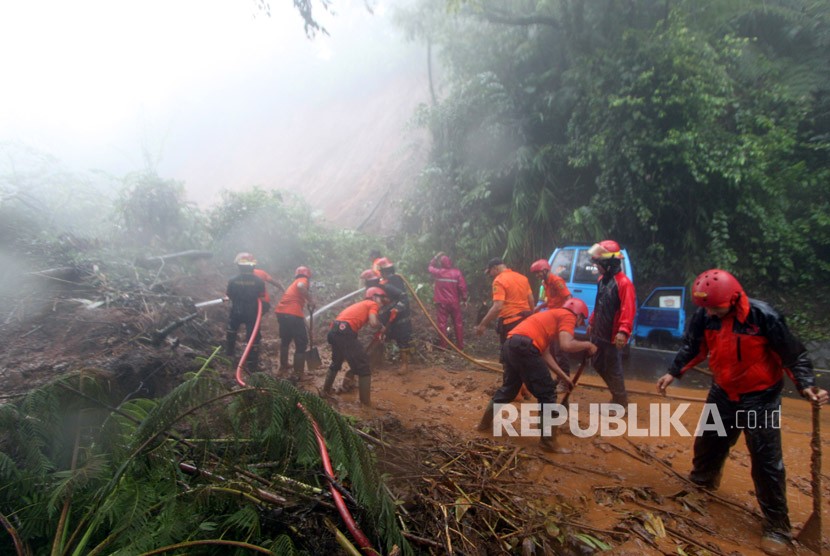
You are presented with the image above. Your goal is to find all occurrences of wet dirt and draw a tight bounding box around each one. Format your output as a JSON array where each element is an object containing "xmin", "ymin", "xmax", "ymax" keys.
[
  {"xmin": 2, "ymin": 276, "xmax": 828, "ymax": 555},
  {"xmin": 294, "ymin": 339, "xmax": 830, "ymax": 556}
]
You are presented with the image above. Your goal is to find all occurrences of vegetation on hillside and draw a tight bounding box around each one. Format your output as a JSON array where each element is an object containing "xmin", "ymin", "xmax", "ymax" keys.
[{"xmin": 394, "ymin": 0, "xmax": 830, "ymax": 301}]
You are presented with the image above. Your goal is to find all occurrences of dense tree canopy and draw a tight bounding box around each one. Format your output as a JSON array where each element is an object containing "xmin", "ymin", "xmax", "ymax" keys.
[{"xmin": 395, "ymin": 0, "xmax": 830, "ymax": 293}]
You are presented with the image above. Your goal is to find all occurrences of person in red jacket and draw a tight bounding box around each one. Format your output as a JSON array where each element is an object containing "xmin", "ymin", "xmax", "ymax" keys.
[
  {"xmin": 274, "ymin": 266, "xmax": 314, "ymax": 383},
  {"xmin": 322, "ymin": 287, "xmax": 389, "ymax": 406},
  {"xmin": 656, "ymin": 269, "xmax": 828, "ymax": 555},
  {"xmin": 428, "ymin": 252, "xmax": 468, "ymax": 349},
  {"xmin": 587, "ymin": 240, "xmax": 636, "ymax": 407},
  {"xmin": 477, "ymin": 298, "xmax": 596, "ymax": 452}
]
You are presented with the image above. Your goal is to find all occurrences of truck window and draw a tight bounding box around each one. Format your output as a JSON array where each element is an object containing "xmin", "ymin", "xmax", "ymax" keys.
[
  {"xmin": 645, "ymin": 289, "xmax": 684, "ymax": 308},
  {"xmin": 573, "ymin": 250, "xmax": 600, "ymax": 284},
  {"xmin": 550, "ymin": 249, "xmax": 575, "ymax": 280}
]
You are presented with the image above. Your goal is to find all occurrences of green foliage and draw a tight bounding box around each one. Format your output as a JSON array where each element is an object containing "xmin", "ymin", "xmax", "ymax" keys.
[
  {"xmin": 207, "ymin": 185, "xmax": 379, "ymax": 297},
  {"xmin": 115, "ymin": 171, "xmax": 204, "ymax": 250},
  {"xmin": 395, "ymin": 0, "xmax": 830, "ymax": 322},
  {"xmin": 0, "ymin": 360, "xmax": 410, "ymax": 555}
]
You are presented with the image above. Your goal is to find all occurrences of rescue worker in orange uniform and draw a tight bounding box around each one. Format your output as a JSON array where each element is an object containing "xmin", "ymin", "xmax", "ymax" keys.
[
  {"xmin": 322, "ymin": 287, "xmax": 390, "ymax": 406},
  {"xmin": 225, "ymin": 254, "xmax": 266, "ymax": 368},
  {"xmin": 657, "ymin": 269, "xmax": 828, "ymax": 555},
  {"xmin": 477, "ymin": 299, "xmax": 596, "ymax": 453},
  {"xmin": 274, "ymin": 266, "xmax": 314, "ymax": 383},
  {"xmin": 475, "ymin": 258, "xmax": 535, "ymax": 358},
  {"xmin": 531, "ymin": 258, "xmax": 573, "ymax": 378}
]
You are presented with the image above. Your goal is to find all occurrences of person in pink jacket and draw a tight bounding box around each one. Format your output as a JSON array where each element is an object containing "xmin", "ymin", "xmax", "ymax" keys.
[{"xmin": 428, "ymin": 252, "xmax": 468, "ymax": 349}]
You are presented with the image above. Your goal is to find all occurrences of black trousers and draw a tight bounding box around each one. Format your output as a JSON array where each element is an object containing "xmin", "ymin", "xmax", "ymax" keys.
[
  {"xmin": 227, "ymin": 313, "xmax": 261, "ymax": 348},
  {"xmin": 327, "ymin": 322, "xmax": 370, "ymax": 377},
  {"xmin": 690, "ymin": 382, "xmax": 790, "ymax": 536},
  {"xmin": 492, "ymin": 335, "xmax": 558, "ymax": 409},
  {"xmin": 277, "ymin": 314, "xmax": 308, "ymax": 362},
  {"xmin": 590, "ymin": 337, "xmax": 627, "ymax": 405}
]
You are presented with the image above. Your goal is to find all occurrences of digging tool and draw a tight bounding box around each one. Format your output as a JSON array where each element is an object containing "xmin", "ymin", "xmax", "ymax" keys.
[
  {"xmin": 797, "ymin": 397, "xmax": 822, "ymax": 554},
  {"xmin": 306, "ymin": 310, "xmax": 322, "ymax": 370},
  {"xmin": 560, "ymin": 354, "xmax": 589, "ymax": 406}
]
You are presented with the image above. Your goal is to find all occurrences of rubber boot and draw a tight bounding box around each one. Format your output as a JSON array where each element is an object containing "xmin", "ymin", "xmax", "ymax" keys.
[
  {"xmin": 290, "ymin": 353, "xmax": 305, "ymax": 384},
  {"xmin": 246, "ymin": 347, "xmax": 260, "ymax": 372},
  {"xmin": 358, "ymin": 375, "xmax": 372, "ymax": 406},
  {"xmin": 322, "ymin": 368, "xmax": 338, "ymax": 394},
  {"xmin": 540, "ymin": 428, "xmax": 571, "ymax": 454},
  {"xmin": 476, "ymin": 401, "xmax": 495, "ymax": 432},
  {"xmin": 398, "ymin": 348, "xmax": 411, "ymax": 375},
  {"xmin": 225, "ymin": 332, "xmax": 236, "ymax": 357},
  {"xmin": 278, "ymin": 344, "xmax": 289, "ymax": 373},
  {"xmin": 339, "ymin": 371, "xmax": 357, "ymax": 393}
]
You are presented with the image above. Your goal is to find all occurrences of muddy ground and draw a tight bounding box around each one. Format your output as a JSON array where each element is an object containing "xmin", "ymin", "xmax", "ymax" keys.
[{"xmin": 1, "ymin": 268, "xmax": 827, "ymax": 555}]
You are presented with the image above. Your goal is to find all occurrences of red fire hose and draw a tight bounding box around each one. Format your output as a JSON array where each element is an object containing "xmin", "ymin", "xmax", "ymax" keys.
[
  {"xmin": 296, "ymin": 402, "xmax": 378, "ymax": 555},
  {"xmin": 235, "ymin": 299, "xmax": 263, "ymax": 387}
]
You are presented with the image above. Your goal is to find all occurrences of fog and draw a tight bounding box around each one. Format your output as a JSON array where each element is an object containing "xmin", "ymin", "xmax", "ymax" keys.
[{"xmin": 0, "ymin": 0, "xmax": 429, "ymax": 231}]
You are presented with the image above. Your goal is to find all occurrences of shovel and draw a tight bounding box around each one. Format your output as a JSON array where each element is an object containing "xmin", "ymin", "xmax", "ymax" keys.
[
  {"xmin": 797, "ymin": 398, "xmax": 822, "ymax": 554},
  {"xmin": 306, "ymin": 311, "xmax": 322, "ymax": 370},
  {"xmin": 560, "ymin": 354, "xmax": 589, "ymax": 406}
]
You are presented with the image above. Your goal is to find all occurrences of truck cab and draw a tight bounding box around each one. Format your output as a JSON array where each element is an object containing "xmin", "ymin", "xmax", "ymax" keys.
[{"xmin": 545, "ymin": 245, "xmax": 634, "ymax": 337}]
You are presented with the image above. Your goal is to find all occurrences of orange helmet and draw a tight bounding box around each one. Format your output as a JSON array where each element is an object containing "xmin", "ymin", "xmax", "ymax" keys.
[
  {"xmin": 234, "ymin": 252, "xmax": 257, "ymax": 266},
  {"xmin": 375, "ymin": 257, "xmax": 394, "ymax": 269},
  {"xmin": 295, "ymin": 266, "xmax": 312, "ymax": 278},
  {"xmin": 692, "ymin": 269, "xmax": 742, "ymax": 308},
  {"xmin": 360, "ymin": 269, "xmax": 380, "ymax": 281},
  {"xmin": 365, "ymin": 286, "xmax": 387, "ymax": 299},
  {"xmin": 562, "ymin": 298, "xmax": 589, "ymax": 319},
  {"xmin": 530, "ymin": 259, "xmax": 551, "ymax": 273}
]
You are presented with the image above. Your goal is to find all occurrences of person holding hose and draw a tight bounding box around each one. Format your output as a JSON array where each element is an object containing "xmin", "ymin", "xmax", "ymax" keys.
[
  {"xmin": 477, "ymin": 298, "xmax": 596, "ymax": 453},
  {"xmin": 322, "ymin": 287, "xmax": 390, "ymax": 406},
  {"xmin": 656, "ymin": 269, "xmax": 828, "ymax": 555},
  {"xmin": 376, "ymin": 258, "xmax": 415, "ymax": 370},
  {"xmin": 274, "ymin": 266, "xmax": 314, "ymax": 383},
  {"xmin": 225, "ymin": 253, "xmax": 266, "ymax": 370},
  {"xmin": 428, "ymin": 252, "xmax": 468, "ymax": 349}
]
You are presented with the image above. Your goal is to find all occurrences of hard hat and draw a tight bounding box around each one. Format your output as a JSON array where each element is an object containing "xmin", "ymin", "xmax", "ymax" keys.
[
  {"xmin": 530, "ymin": 259, "xmax": 551, "ymax": 273},
  {"xmin": 365, "ymin": 286, "xmax": 387, "ymax": 299},
  {"xmin": 692, "ymin": 269, "xmax": 743, "ymax": 308},
  {"xmin": 234, "ymin": 252, "xmax": 257, "ymax": 266},
  {"xmin": 360, "ymin": 269, "xmax": 380, "ymax": 281},
  {"xmin": 562, "ymin": 298, "xmax": 589, "ymax": 319},
  {"xmin": 295, "ymin": 266, "xmax": 312, "ymax": 278},
  {"xmin": 375, "ymin": 257, "xmax": 394, "ymax": 269},
  {"xmin": 588, "ymin": 240, "xmax": 623, "ymax": 260}
]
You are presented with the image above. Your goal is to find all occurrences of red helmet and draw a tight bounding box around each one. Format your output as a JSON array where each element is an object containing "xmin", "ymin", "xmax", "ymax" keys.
[
  {"xmin": 588, "ymin": 240, "xmax": 623, "ymax": 260},
  {"xmin": 295, "ymin": 266, "xmax": 312, "ymax": 278},
  {"xmin": 365, "ymin": 286, "xmax": 387, "ymax": 299},
  {"xmin": 562, "ymin": 298, "xmax": 589, "ymax": 319},
  {"xmin": 360, "ymin": 269, "xmax": 380, "ymax": 281},
  {"xmin": 375, "ymin": 257, "xmax": 394, "ymax": 269},
  {"xmin": 530, "ymin": 259, "xmax": 551, "ymax": 273},
  {"xmin": 234, "ymin": 252, "xmax": 257, "ymax": 266},
  {"xmin": 692, "ymin": 269, "xmax": 743, "ymax": 308}
]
